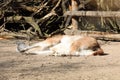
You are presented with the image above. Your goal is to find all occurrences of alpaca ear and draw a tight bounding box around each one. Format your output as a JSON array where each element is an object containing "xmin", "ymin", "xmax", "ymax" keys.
[{"xmin": 93, "ymin": 48, "xmax": 104, "ymax": 56}]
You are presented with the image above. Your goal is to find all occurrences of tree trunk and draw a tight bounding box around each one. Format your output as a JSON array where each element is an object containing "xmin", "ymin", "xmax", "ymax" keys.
[{"xmin": 70, "ymin": 0, "xmax": 79, "ymax": 30}]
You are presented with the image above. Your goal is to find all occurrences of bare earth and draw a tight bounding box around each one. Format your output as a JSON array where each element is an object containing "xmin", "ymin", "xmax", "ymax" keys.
[{"xmin": 0, "ymin": 39, "xmax": 120, "ymax": 80}]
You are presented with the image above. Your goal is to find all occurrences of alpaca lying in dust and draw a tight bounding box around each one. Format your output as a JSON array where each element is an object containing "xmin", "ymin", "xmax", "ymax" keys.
[{"xmin": 16, "ymin": 35, "xmax": 104, "ymax": 56}]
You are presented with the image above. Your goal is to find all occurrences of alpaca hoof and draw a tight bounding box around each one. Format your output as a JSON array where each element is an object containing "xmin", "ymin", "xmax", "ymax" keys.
[{"xmin": 16, "ymin": 41, "xmax": 27, "ymax": 53}]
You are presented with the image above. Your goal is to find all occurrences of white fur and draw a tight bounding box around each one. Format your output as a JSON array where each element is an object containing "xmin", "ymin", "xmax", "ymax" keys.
[
  {"xmin": 50, "ymin": 35, "xmax": 83, "ymax": 56},
  {"xmin": 27, "ymin": 50, "xmax": 54, "ymax": 55},
  {"xmin": 76, "ymin": 50, "xmax": 94, "ymax": 56}
]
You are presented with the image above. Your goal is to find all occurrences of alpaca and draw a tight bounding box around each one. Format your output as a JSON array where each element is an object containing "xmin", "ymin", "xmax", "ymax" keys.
[{"xmin": 16, "ymin": 35, "xmax": 104, "ymax": 56}]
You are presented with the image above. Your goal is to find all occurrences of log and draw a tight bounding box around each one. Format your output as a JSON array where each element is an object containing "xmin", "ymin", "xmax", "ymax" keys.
[
  {"xmin": 64, "ymin": 11, "xmax": 120, "ymax": 17},
  {"xmin": 0, "ymin": 32, "xmax": 28, "ymax": 40},
  {"xmin": 64, "ymin": 29, "xmax": 120, "ymax": 41}
]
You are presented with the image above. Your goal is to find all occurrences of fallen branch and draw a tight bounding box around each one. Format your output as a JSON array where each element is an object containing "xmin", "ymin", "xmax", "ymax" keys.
[
  {"xmin": 36, "ymin": 0, "xmax": 61, "ymax": 24},
  {"xmin": 0, "ymin": 32, "xmax": 28, "ymax": 40},
  {"xmin": 24, "ymin": 17, "xmax": 43, "ymax": 37},
  {"xmin": 31, "ymin": 1, "xmax": 48, "ymax": 16},
  {"xmin": 1, "ymin": 0, "xmax": 12, "ymax": 9},
  {"xmin": 64, "ymin": 11, "xmax": 120, "ymax": 17},
  {"xmin": 20, "ymin": 5, "xmax": 39, "ymax": 12},
  {"xmin": 6, "ymin": 16, "xmax": 22, "ymax": 22}
]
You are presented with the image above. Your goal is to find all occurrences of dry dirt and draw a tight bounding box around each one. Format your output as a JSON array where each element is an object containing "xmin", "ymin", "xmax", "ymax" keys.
[{"xmin": 0, "ymin": 39, "xmax": 120, "ymax": 80}]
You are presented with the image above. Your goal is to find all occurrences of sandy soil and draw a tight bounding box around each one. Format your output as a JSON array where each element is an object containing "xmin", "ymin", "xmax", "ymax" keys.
[{"xmin": 0, "ymin": 39, "xmax": 120, "ymax": 80}]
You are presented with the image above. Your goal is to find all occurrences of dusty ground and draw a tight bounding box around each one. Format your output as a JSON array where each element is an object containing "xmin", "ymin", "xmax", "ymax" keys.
[{"xmin": 0, "ymin": 39, "xmax": 120, "ymax": 80}]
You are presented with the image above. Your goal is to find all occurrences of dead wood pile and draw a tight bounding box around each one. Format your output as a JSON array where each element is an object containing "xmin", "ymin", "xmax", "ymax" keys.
[{"xmin": 0, "ymin": 0, "xmax": 120, "ymax": 40}]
